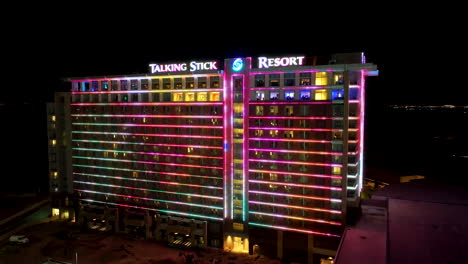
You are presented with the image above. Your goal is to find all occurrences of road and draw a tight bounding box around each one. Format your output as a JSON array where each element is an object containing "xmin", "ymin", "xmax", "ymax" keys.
[{"xmin": 0, "ymin": 203, "xmax": 51, "ymax": 238}]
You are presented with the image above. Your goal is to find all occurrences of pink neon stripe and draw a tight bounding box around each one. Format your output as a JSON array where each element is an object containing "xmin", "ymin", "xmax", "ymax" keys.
[
  {"xmin": 249, "ymin": 222, "xmax": 340, "ymax": 237},
  {"xmin": 73, "ymin": 123, "xmax": 223, "ymax": 129},
  {"xmin": 249, "ymin": 181, "xmax": 342, "ymax": 191},
  {"xmin": 250, "ymin": 86, "xmax": 332, "ymax": 91},
  {"xmin": 250, "ymin": 69, "xmax": 338, "ymax": 75},
  {"xmin": 70, "ymin": 102, "xmax": 223, "ymax": 106},
  {"xmin": 72, "ymin": 88, "xmax": 222, "ymax": 94},
  {"xmin": 73, "ymin": 156, "xmax": 223, "ymax": 170},
  {"xmin": 73, "ymin": 172, "xmax": 222, "ymax": 190},
  {"xmin": 249, "ymin": 159, "xmax": 342, "ymax": 167},
  {"xmin": 249, "ymin": 148, "xmax": 342, "ymax": 156},
  {"xmin": 249, "ymin": 116, "xmax": 341, "ymax": 120},
  {"xmin": 74, "ymin": 164, "xmax": 222, "ymax": 179},
  {"xmin": 249, "ymin": 200, "xmax": 341, "ymax": 214},
  {"xmin": 249, "ymin": 127, "xmax": 341, "ymax": 132},
  {"xmin": 249, "ymin": 101, "xmax": 331, "ymax": 105},
  {"xmin": 249, "ymin": 212, "xmax": 341, "ymax": 226},
  {"xmin": 74, "ymin": 140, "xmax": 222, "ymax": 149},
  {"xmin": 249, "ymin": 169, "xmax": 342, "ymax": 179},
  {"xmin": 72, "ymin": 114, "xmax": 223, "ymax": 119},
  {"xmin": 223, "ymin": 70, "xmax": 229, "ymax": 219},
  {"xmin": 74, "ymin": 148, "xmax": 223, "ymax": 160},
  {"xmin": 71, "ymin": 74, "xmax": 222, "ymax": 83},
  {"xmin": 249, "ymin": 137, "xmax": 331, "ymax": 143},
  {"xmin": 249, "ymin": 190, "xmax": 341, "ymax": 201},
  {"xmin": 349, "ymin": 100, "xmax": 359, "ymax": 103},
  {"xmin": 73, "ymin": 131, "xmax": 223, "ymax": 139}
]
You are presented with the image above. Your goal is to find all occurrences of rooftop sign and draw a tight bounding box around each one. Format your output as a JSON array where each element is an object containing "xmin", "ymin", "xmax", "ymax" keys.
[
  {"xmin": 149, "ymin": 61, "xmax": 218, "ymax": 73},
  {"xmin": 258, "ymin": 56, "xmax": 305, "ymax": 69}
]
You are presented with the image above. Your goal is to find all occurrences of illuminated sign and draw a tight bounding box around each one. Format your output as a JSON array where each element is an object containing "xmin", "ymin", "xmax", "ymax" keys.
[
  {"xmin": 232, "ymin": 58, "xmax": 244, "ymax": 72},
  {"xmin": 149, "ymin": 61, "xmax": 218, "ymax": 73},
  {"xmin": 258, "ymin": 56, "xmax": 305, "ymax": 69}
]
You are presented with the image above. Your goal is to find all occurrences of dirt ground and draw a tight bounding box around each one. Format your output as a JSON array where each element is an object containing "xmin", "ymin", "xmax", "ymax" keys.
[{"xmin": 0, "ymin": 221, "xmax": 281, "ymax": 264}]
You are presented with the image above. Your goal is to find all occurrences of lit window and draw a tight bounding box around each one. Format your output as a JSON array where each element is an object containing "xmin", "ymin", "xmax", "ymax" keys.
[
  {"xmin": 269, "ymin": 74, "xmax": 280, "ymax": 87},
  {"xmin": 51, "ymin": 115, "xmax": 56, "ymax": 121},
  {"xmin": 197, "ymin": 92, "xmax": 207, "ymax": 101},
  {"xmin": 315, "ymin": 72, "xmax": 328, "ymax": 85},
  {"xmin": 285, "ymin": 91, "xmax": 294, "ymax": 100},
  {"xmin": 300, "ymin": 91, "xmax": 310, "ymax": 100},
  {"xmin": 52, "ymin": 208, "xmax": 60, "ymax": 216},
  {"xmin": 255, "ymin": 106, "xmax": 264, "ymax": 115},
  {"xmin": 284, "ymin": 131, "xmax": 294, "ymax": 138},
  {"xmin": 234, "ymin": 103, "xmax": 243, "ymax": 113},
  {"xmin": 256, "ymin": 91, "xmax": 265, "ymax": 101},
  {"xmin": 209, "ymin": 92, "xmax": 220, "ymax": 101},
  {"xmin": 270, "ymin": 91, "xmax": 279, "ymax": 100},
  {"xmin": 315, "ymin": 89, "xmax": 328, "ymax": 100},
  {"xmin": 234, "ymin": 118, "xmax": 243, "ymax": 126},
  {"xmin": 285, "ymin": 106, "xmax": 293, "ymax": 116},
  {"xmin": 300, "ymin": 73, "xmax": 311, "ymax": 86},
  {"xmin": 269, "ymin": 130, "xmax": 278, "ymax": 136},
  {"xmin": 132, "ymin": 171, "xmax": 138, "ymax": 178},
  {"xmin": 333, "ymin": 167, "xmax": 341, "ymax": 175},
  {"xmin": 185, "ymin": 93, "xmax": 195, "ymax": 101},
  {"xmin": 173, "ymin": 93, "xmax": 183, "ymax": 101},
  {"xmin": 269, "ymin": 106, "xmax": 279, "ymax": 115},
  {"xmin": 334, "ymin": 74, "xmax": 344, "ymax": 85},
  {"xmin": 255, "ymin": 130, "xmax": 263, "ymax": 136},
  {"xmin": 53, "ymin": 171, "xmax": 58, "ymax": 179},
  {"xmin": 51, "ymin": 139, "xmax": 56, "ymax": 146},
  {"xmin": 186, "ymin": 78, "xmax": 194, "ymax": 88}
]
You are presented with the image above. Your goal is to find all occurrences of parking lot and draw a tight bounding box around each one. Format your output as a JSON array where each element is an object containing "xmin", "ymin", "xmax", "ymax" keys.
[{"xmin": 0, "ymin": 221, "xmax": 280, "ymax": 264}]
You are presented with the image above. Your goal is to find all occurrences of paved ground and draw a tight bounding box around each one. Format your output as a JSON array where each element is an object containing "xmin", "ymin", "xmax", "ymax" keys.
[{"xmin": 0, "ymin": 221, "xmax": 281, "ymax": 264}]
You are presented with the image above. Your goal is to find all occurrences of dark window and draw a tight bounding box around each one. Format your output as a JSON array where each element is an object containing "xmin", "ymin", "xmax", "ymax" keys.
[
  {"xmin": 284, "ymin": 73, "xmax": 295, "ymax": 86},
  {"xmin": 152, "ymin": 79, "xmax": 160, "ymax": 90},
  {"xmin": 131, "ymin": 80, "xmax": 138, "ymax": 90},
  {"xmin": 255, "ymin": 75, "xmax": 265, "ymax": 87},
  {"xmin": 101, "ymin": 81, "xmax": 109, "ymax": 91},
  {"xmin": 269, "ymin": 74, "xmax": 280, "ymax": 87}
]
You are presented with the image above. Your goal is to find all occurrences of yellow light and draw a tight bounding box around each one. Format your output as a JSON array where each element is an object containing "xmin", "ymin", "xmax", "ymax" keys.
[
  {"xmin": 185, "ymin": 92, "xmax": 195, "ymax": 101},
  {"xmin": 53, "ymin": 171, "xmax": 58, "ymax": 179},
  {"xmin": 62, "ymin": 210, "xmax": 69, "ymax": 219},
  {"xmin": 197, "ymin": 92, "xmax": 207, "ymax": 101},
  {"xmin": 52, "ymin": 208, "xmax": 60, "ymax": 217},
  {"xmin": 315, "ymin": 89, "xmax": 328, "ymax": 100},
  {"xmin": 51, "ymin": 139, "xmax": 56, "ymax": 146},
  {"xmin": 209, "ymin": 92, "xmax": 220, "ymax": 101},
  {"xmin": 51, "ymin": 115, "xmax": 56, "ymax": 121}
]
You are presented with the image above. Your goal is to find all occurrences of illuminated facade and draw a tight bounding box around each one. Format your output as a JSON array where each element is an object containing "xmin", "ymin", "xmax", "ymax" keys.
[{"xmin": 50, "ymin": 53, "xmax": 377, "ymax": 262}]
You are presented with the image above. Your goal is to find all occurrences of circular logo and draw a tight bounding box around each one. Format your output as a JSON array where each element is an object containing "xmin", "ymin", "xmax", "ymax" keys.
[{"xmin": 232, "ymin": 58, "xmax": 244, "ymax": 72}]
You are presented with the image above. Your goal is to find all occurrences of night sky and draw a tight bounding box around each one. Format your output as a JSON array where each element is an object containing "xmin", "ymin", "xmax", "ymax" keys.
[{"xmin": 1, "ymin": 10, "xmax": 466, "ymax": 192}]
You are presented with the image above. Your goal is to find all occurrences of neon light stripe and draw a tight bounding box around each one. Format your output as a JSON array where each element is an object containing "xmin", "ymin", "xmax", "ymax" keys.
[
  {"xmin": 249, "ymin": 159, "xmax": 342, "ymax": 167},
  {"xmin": 72, "ymin": 114, "xmax": 222, "ymax": 119},
  {"xmin": 249, "ymin": 116, "xmax": 341, "ymax": 120},
  {"xmin": 73, "ymin": 139, "xmax": 223, "ymax": 149},
  {"xmin": 359, "ymin": 70, "xmax": 365, "ymax": 193},
  {"xmin": 74, "ymin": 180, "xmax": 222, "ymax": 199},
  {"xmin": 249, "ymin": 127, "xmax": 341, "ymax": 132},
  {"xmin": 70, "ymin": 102, "xmax": 223, "ymax": 106},
  {"xmin": 73, "ymin": 123, "xmax": 223, "ymax": 129},
  {"xmin": 222, "ymin": 70, "xmax": 229, "ymax": 219},
  {"xmin": 249, "ymin": 148, "xmax": 342, "ymax": 156},
  {"xmin": 76, "ymin": 189, "xmax": 222, "ymax": 209},
  {"xmin": 349, "ymin": 100, "xmax": 359, "ymax": 103},
  {"xmin": 249, "ymin": 137, "xmax": 331, "ymax": 143},
  {"xmin": 249, "ymin": 190, "xmax": 341, "ymax": 201},
  {"xmin": 73, "ymin": 173, "xmax": 222, "ymax": 190},
  {"xmin": 73, "ymin": 164, "xmax": 221, "ymax": 179},
  {"xmin": 73, "ymin": 156, "xmax": 223, "ymax": 170},
  {"xmin": 250, "ymin": 69, "xmax": 340, "ymax": 75},
  {"xmin": 250, "ymin": 86, "xmax": 335, "ymax": 91},
  {"xmin": 249, "ymin": 101, "xmax": 331, "ymax": 105},
  {"xmin": 249, "ymin": 169, "xmax": 341, "ymax": 179},
  {"xmin": 73, "ymin": 88, "xmax": 222, "ymax": 94},
  {"xmin": 249, "ymin": 222, "xmax": 340, "ymax": 237},
  {"xmin": 71, "ymin": 74, "xmax": 222, "ymax": 82},
  {"xmin": 80, "ymin": 199, "xmax": 223, "ymax": 221},
  {"xmin": 73, "ymin": 148, "xmax": 222, "ymax": 160},
  {"xmin": 249, "ymin": 200, "xmax": 341, "ymax": 214},
  {"xmin": 72, "ymin": 131, "xmax": 223, "ymax": 139},
  {"xmin": 249, "ymin": 211, "xmax": 341, "ymax": 226},
  {"xmin": 249, "ymin": 181, "xmax": 342, "ymax": 191}
]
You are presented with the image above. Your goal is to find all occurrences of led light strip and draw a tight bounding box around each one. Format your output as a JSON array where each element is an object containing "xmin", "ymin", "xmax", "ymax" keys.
[
  {"xmin": 249, "ymin": 69, "xmax": 338, "ymax": 75},
  {"xmin": 72, "ymin": 156, "xmax": 223, "ymax": 170},
  {"xmin": 73, "ymin": 172, "xmax": 222, "ymax": 190},
  {"xmin": 80, "ymin": 199, "xmax": 223, "ymax": 221},
  {"xmin": 74, "ymin": 180, "xmax": 221, "ymax": 199},
  {"xmin": 72, "ymin": 73, "xmax": 222, "ymax": 82},
  {"xmin": 73, "ymin": 164, "xmax": 222, "ymax": 179},
  {"xmin": 249, "ymin": 211, "xmax": 341, "ymax": 226},
  {"xmin": 76, "ymin": 189, "xmax": 222, "ymax": 209},
  {"xmin": 73, "ymin": 147, "xmax": 222, "ymax": 160},
  {"xmin": 249, "ymin": 200, "xmax": 341, "ymax": 214},
  {"xmin": 249, "ymin": 137, "xmax": 331, "ymax": 143},
  {"xmin": 249, "ymin": 190, "xmax": 341, "ymax": 202},
  {"xmin": 359, "ymin": 70, "xmax": 366, "ymax": 193},
  {"xmin": 249, "ymin": 159, "xmax": 342, "ymax": 167},
  {"xmin": 72, "ymin": 114, "xmax": 223, "ymax": 119},
  {"xmin": 72, "ymin": 88, "xmax": 222, "ymax": 94},
  {"xmin": 249, "ymin": 148, "xmax": 342, "ymax": 156},
  {"xmin": 222, "ymin": 70, "xmax": 229, "ymax": 219},
  {"xmin": 249, "ymin": 181, "xmax": 342, "ymax": 191},
  {"xmin": 249, "ymin": 127, "xmax": 341, "ymax": 132},
  {"xmin": 249, "ymin": 101, "xmax": 332, "ymax": 105},
  {"xmin": 70, "ymin": 102, "xmax": 223, "ymax": 106},
  {"xmin": 249, "ymin": 169, "xmax": 342, "ymax": 179},
  {"xmin": 72, "ymin": 139, "xmax": 223, "ymax": 149},
  {"xmin": 72, "ymin": 131, "xmax": 223, "ymax": 139},
  {"xmin": 72, "ymin": 123, "xmax": 223, "ymax": 129},
  {"xmin": 249, "ymin": 116, "xmax": 342, "ymax": 120},
  {"xmin": 249, "ymin": 222, "xmax": 340, "ymax": 237},
  {"xmin": 250, "ymin": 86, "xmax": 335, "ymax": 91}
]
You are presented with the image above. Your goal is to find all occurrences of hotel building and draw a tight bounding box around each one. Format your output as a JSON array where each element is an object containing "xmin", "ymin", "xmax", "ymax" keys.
[{"xmin": 47, "ymin": 52, "xmax": 377, "ymax": 263}]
